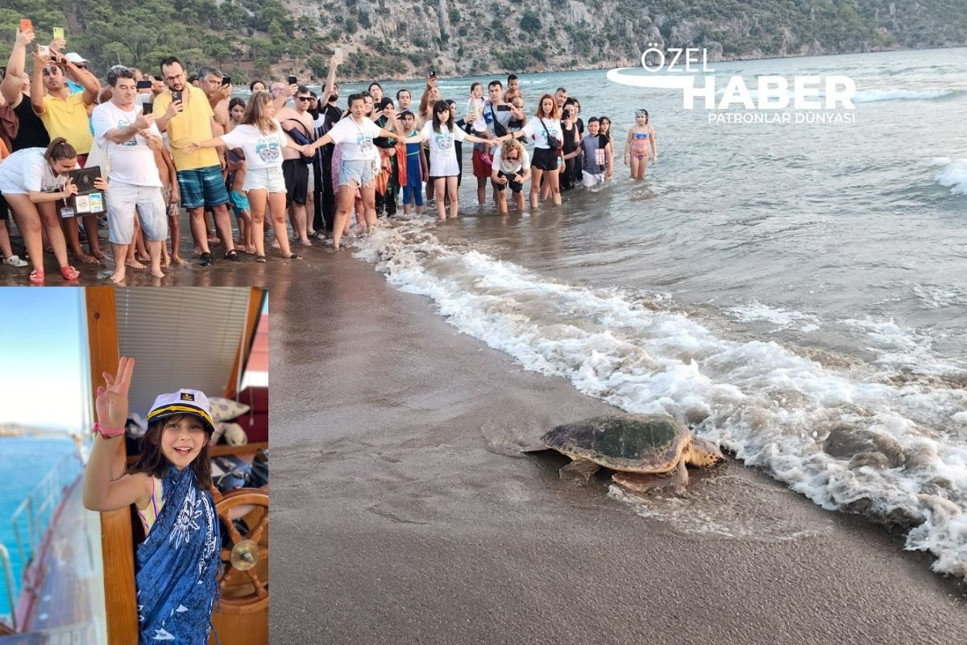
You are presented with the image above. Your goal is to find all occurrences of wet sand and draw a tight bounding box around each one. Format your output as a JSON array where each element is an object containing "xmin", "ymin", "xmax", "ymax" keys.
[
  {"xmin": 0, "ymin": 215, "xmax": 320, "ymax": 287},
  {"xmin": 272, "ymin": 249, "xmax": 966, "ymax": 644}
]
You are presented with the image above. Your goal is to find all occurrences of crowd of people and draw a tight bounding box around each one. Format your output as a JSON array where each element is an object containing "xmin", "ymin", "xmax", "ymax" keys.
[{"xmin": 0, "ymin": 25, "xmax": 659, "ymax": 282}]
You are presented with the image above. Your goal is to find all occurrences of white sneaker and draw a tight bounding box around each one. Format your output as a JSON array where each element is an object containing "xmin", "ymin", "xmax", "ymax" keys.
[{"xmin": 4, "ymin": 255, "xmax": 28, "ymax": 268}]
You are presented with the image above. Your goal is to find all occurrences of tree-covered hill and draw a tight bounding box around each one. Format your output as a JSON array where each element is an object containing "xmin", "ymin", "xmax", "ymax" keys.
[{"xmin": 1, "ymin": 0, "xmax": 964, "ymax": 83}]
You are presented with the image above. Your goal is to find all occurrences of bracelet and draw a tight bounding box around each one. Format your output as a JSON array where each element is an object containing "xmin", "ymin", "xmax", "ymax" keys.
[{"xmin": 93, "ymin": 422, "xmax": 125, "ymax": 438}]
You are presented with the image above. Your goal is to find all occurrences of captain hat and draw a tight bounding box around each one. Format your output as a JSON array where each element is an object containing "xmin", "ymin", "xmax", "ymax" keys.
[{"xmin": 146, "ymin": 389, "xmax": 215, "ymax": 433}]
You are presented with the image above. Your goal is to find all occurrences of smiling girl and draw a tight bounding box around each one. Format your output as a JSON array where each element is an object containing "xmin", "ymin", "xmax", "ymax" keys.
[{"xmin": 83, "ymin": 357, "xmax": 220, "ymax": 644}]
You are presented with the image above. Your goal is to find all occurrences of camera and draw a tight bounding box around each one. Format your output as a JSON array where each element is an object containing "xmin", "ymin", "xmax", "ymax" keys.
[
  {"xmin": 287, "ymin": 75, "xmax": 297, "ymax": 85},
  {"xmin": 222, "ymin": 76, "xmax": 231, "ymax": 86},
  {"xmin": 171, "ymin": 90, "xmax": 182, "ymax": 103}
]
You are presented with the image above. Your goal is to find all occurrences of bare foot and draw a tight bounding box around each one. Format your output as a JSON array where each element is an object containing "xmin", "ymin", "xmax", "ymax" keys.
[
  {"xmin": 135, "ymin": 254, "xmax": 150, "ymax": 263},
  {"xmin": 91, "ymin": 249, "xmax": 107, "ymax": 262},
  {"xmin": 270, "ymin": 239, "xmax": 280, "ymax": 249},
  {"xmin": 298, "ymin": 238, "xmax": 312, "ymax": 246},
  {"xmin": 109, "ymin": 271, "xmax": 126, "ymax": 284},
  {"xmin": 150, "ymin": 268, "xmax": 165, "ymax": 278},
  {"xmin": 126, "ymin": 259, "xmax": 146, "ymax": 270},
  {"xmin": 171, "ymin": 255, "xmax": 187, "ymax": 266},
  {"xmin": 244, "ymin": 246, "xmax": 257, "ymax": 255},
  {"xmin": 193, "ymin": 246, "xmax": 202, "ymax": 255},
  {"xmin": 76, "ymin": 252, "xmax": 99, "ymax": 264},
  {"xmin": 162, "ymin": 254, "xmax": 171, "ymax": 268}
]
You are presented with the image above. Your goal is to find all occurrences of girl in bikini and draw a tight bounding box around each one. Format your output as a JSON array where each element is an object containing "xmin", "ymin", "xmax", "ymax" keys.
[{"xmin": 624, "ymin": 109, "xmax": 657, "ymax": 179}]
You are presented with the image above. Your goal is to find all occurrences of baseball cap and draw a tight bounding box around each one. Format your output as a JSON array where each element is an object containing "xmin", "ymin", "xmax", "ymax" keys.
[
  {"xmin": 65, "ymin": 53, "xmax": 89, "ymax": 65},
  {"xmin": 147, "ymin": 389, "xmax": 215, "ymax": 433}
]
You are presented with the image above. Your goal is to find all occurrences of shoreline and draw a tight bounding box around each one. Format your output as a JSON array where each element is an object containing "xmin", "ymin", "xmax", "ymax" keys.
[{"xmin": 272, "ymin": 250, "xmax": 965, "ymax": 643}]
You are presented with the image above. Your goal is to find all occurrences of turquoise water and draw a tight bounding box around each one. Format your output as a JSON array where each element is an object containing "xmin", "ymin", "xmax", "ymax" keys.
[
  {"xmin": 353, "ymin": 47, "xmax": 967, "ymax": 578},
  {"xmin": 0, "ymin": 436, "xmax": 78, "ymax": 617}
]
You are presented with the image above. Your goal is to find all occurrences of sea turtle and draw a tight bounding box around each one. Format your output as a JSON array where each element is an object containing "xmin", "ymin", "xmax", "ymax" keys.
[{"xmin": 541, "ymin": 414, "xmax": 724, "ymax": 492}]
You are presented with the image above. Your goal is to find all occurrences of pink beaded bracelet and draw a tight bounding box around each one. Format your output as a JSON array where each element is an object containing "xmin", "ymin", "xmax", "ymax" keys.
[{"xmin": 93, "ymin": 422, "xmax": 125, "ymax": 438}]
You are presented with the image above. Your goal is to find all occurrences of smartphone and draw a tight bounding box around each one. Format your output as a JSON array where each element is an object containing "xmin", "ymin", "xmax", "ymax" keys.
[
  {"xmin": 53, "ymin": 27, "xmax": 64, "ymax": 40},
  {"xmin": 287, "ymin": 75, "xmax": 297, "ymax": 85},
  {"xmin": 38, "ymin": 45, "xmax": 50, "ymax": 58},
  {"xmin": 171, "ymin": 90, "xmax": 182, "ymax": 103},
  {"xmin": 496, "ymin": 104, "xmax": 511, "ymax": 111},
  {"xmin": 428, "ymin": 69, "xmax": 436, "ymax": 79},
  {"xmin": 137, "ymin": 79, "xmax": 152, "ymax": 89},
  {"xmin": 221, "ymin": 76, "xmax": 231, "ymax": 86},
  {"xmin": 143, "ymin": 102, "xmax": 154, "ymax": 115},
  {"xmin": 20, "ymin": 19, "xmax": 32, "ymax": 33},
  {"xmin": 0, "ymin": 67, "xmax": 6, "ymax": 81}
]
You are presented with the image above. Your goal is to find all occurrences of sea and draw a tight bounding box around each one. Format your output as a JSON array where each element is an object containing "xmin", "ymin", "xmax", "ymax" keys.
[
  {"xmin": 0, "ymin": 436, "xmax": 78, "ymax": 616},
  {"xmin": 343, "ymin": 47, "xmax": 967, "ymax": 578}
]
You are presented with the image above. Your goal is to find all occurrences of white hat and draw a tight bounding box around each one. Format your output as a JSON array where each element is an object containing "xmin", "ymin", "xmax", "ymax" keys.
[
  {"xmin": 65, "ymin": 52, "xmax": 89, "ymax": 65},
  {"xmin": 146, "ymin": 389, "xmax": 215, "ymax": 433}
]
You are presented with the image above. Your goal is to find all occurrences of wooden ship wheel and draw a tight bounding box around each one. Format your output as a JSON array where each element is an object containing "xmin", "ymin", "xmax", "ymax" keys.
[{"xmin": 213, "ymin": 488, "xmax": 269, "ymax": 614}]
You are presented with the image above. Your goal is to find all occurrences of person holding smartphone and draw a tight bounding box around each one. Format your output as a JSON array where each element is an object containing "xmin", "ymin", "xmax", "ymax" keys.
[
  {"xmin": 92, "ymin": 66, "xmax": 169, "ymax": 283},
  {"xmin": 30, "ymin": 41, "xmax": 105, "ymax": 264},
  {"xmin": 153, "ymin": 56, "xmax": 239, "ymax": 267}
]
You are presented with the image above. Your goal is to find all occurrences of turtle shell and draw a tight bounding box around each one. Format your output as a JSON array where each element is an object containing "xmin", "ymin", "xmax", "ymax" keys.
[{"xmin": 542, "ymin": 414, "xmax": 692, "ymax": 474}]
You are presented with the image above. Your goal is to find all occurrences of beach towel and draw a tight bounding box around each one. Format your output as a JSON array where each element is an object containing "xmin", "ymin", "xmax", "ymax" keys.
[{"xmin": 136, "ymin": 466, "xmax": 219, "ymax": 644}]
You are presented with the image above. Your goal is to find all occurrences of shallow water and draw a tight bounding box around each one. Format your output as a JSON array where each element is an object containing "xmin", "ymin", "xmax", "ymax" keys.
[{"xmin": 351, "ymin": 48, "xmax": 967, "ymax": 578}]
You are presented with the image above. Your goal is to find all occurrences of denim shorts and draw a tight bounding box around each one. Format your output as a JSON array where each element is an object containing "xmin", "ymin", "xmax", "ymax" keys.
[
  {"xmin": 338, "ymin": 159, "xmax": 377, "ymax": 187},
  {"xmin": 243, "ymin": 167, "xmax": 286, "ymax": 194}
]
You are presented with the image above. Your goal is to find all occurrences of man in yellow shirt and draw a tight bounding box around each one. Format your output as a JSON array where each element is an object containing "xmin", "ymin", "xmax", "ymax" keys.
[
  {"xmin": 154, "ymin": 57, "xmax": 238, "ymax": 267},
  {"xmin": 30, "ymin": 47, "xmax": 103, "ymax": 265}
]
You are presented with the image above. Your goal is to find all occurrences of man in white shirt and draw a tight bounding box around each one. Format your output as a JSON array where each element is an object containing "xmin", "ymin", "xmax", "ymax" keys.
[{"xmin": 91, "ymin": 66, "xmax": 168, "ymax": 283}]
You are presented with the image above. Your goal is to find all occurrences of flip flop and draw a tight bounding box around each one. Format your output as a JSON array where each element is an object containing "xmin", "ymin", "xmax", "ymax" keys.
[{"xmin": 60, "ymin": 265, "xmax": 80, "ymax": 281}]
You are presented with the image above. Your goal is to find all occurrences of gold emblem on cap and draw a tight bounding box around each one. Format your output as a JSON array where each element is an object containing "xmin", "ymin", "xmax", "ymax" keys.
[{"xmin": 181, "ymin": 392, "xmax": 195, "ymax": 401}]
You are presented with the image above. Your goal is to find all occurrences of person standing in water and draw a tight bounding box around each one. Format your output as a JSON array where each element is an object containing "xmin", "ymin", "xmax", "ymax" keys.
[{"xmin": 624, "ymin": 109, "xmax": 657, "ymax": 179}]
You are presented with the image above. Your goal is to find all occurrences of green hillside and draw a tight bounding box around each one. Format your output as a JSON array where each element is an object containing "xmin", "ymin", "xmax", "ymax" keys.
[{"xmin": 1, "ymin": 0, "xmax": 965, "ymax": 82}]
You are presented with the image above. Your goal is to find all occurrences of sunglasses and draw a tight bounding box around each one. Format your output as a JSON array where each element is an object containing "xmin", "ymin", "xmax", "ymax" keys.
[
  {"xmin": 42, "ymin": 66, "xmax": 62, "ymax": 76},
  {"xmin": 296, "ymin": 96, "xmax": 312, "ymax": 101}
]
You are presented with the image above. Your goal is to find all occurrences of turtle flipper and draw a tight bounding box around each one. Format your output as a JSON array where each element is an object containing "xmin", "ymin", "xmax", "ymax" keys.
[
  {"xmin": 612, "ymin": 460, "xmax": 689, "ymax": 493},
  {"xmin": 559, "ymin": 459, "xmax": 601, "ymax": 485}
]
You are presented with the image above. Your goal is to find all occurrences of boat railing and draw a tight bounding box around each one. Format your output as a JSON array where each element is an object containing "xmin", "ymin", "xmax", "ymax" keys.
[
  {"xmin": 2, "ymin": 452, "xmax": 84, "ymax": 625},
  {"xmin": 0, "ymin": 544, "xmax": 16, "ymax": 631}
]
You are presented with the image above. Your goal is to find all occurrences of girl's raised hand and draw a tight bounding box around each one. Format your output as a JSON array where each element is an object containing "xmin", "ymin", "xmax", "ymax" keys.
[{"xmin": 95, "ymin": 356, "xmax": 135, "ymax": 431}]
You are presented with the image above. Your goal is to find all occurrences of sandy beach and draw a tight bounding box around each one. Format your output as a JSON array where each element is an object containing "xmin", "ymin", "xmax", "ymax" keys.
[{"xmin": 271, "ymin": 250, "xmax": 966, "ymax": 644}]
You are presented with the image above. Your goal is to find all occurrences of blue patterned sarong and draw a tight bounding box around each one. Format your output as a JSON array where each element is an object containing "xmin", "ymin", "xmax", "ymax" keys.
[{"xmin": 136, "ymin": 466, "xmax": 220, "ymax": 644}]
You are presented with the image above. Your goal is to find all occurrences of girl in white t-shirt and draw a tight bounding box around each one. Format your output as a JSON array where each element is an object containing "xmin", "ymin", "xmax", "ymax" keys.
[
  {"xmin": 410, "ymin": 100, "xmax": 498, "ymax": 220},
  {"xmin": 308, "ymin": 93, "xmax": 400, "ymax": 250},
  {"xmin": 512, "ymin": 94, "xmax": 564, "ymax": 209},
  {"xmin": 0, "ymin": 138, "xmax": 98, "ymax": 285},
  {"xmin": 184, "ymin": 91, "xmax": 310, "ymax": 262}
]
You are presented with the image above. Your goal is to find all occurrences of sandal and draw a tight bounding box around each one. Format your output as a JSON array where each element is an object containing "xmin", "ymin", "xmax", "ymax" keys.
[
  {"xmin": 29, "ymin": 268, "xmax": 45, "ymax": 285},
  {"xmin": 60, "ymin": 265, "xmax": 80, "ymax": 281},
  {"xmin": 4, "ymin": 255, "xmax": 28, "ymax": 268},
  {"xmin": 225, "ymin": 250, "xmax": 241, "ymax": 262},
  {"xmin": 283, "ymin": 253, "xmax": 301, "ymax": 260},
  {"xmin": 255, "ymin": 255, "xmax": 266, "ymax": 263}
]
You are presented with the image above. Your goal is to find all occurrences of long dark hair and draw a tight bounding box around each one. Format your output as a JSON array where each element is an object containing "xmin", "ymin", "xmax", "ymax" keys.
[
  {"xmin": 431, "ymin": 100, "xmax": 453, "ymax": 133},
  {"xmin": 129, "ymin": 414, "xmax": 214, "ymax": 489}
]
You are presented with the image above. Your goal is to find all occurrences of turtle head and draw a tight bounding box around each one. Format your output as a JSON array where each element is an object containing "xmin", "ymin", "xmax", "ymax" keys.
[{"xmin": 686, "ymin": 438, "xmax": 725, "ymax": 468}]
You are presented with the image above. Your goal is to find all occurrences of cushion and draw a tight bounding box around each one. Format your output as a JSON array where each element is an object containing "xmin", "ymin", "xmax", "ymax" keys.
[{"xmin": 208, "ymin": 396, "xmax": 251, "ymax": 422}]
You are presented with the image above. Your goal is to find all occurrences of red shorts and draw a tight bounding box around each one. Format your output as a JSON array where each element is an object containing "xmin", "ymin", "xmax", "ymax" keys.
[{"xmin": 471, "ymin": 148, "xmax": 492, "ymax": 178}]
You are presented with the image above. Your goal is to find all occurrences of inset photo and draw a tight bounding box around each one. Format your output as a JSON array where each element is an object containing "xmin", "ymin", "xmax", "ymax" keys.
[{"xmin": 0, "ymin": 287, "xmax": 268, "ymax": 644}]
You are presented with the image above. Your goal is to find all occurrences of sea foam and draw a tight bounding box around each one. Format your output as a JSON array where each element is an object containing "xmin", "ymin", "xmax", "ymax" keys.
[
  {"xmin": 355, "ymin": 220, "xmax": 967, "ymax": 578},
  {"xmin": 932, "ymin": 157, "xmax": 967, "ymax": 196}
]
